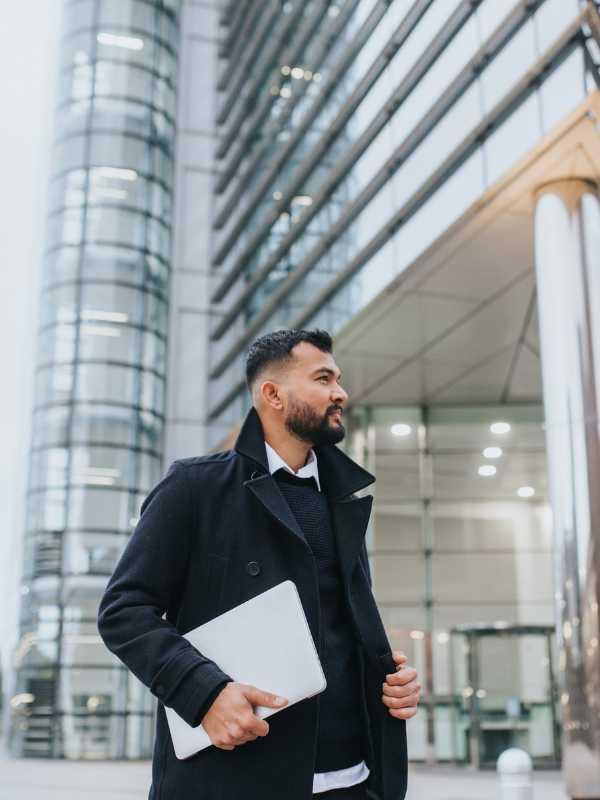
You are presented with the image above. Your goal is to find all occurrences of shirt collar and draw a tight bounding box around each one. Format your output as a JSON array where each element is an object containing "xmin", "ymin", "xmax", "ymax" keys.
[{"xmin": 264, "ymin": 440, "xmax": 321, "ymax": 491}]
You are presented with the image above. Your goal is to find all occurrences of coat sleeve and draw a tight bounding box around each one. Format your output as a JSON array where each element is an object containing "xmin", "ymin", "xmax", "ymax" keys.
[{"xmin": 97, "ymin": 460, "xmax": 233, "ymax": 728}]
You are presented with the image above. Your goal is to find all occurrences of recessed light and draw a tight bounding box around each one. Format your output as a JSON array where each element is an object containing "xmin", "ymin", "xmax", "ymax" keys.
[
  {"xmin": 490, "ymin": 421, "xmax": 511, "ymax": 434},
  {"xmin": 517, "ymin": 486, "xmax": 535, "ymax": 497},
  {"xmin": 390, "ymin": 423, "xmax": 412, "ymax": 437},
  {"xmin": 483, "ymin": 446, "xmax": 502, "ymax": 458},
  {"xmin": 478, "ymin": 464, "xmax": 496, "ymax": 476}
]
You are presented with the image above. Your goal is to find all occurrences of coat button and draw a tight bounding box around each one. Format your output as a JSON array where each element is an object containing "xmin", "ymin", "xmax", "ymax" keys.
[
  {"xmin": 246, "ymin": 561, "xmax": 261, "ymax": 576},
  {"xmin": 155, "ymin": 684, "xmax": 165, "ymax": 697}
]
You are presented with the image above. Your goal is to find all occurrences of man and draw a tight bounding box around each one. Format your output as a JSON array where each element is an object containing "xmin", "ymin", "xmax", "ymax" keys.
[{"xmin": 97, "ymin": 329, "xmax": 420, "ymax": 800}]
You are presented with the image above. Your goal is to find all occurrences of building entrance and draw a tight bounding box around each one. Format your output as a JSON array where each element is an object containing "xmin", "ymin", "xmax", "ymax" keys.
[{"xmin": 449, "ymin": 624, "xmax": 560, "ymax": 768}]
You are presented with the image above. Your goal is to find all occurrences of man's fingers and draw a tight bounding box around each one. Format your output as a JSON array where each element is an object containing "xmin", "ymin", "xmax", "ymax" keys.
[
  {"xmin": 385, "ymin": 667, "xmax": 417, "ymax": 685},
  {"xmin": 381, "ymin": 690, "xmax": 420, "ymax": 709},
  {"xmin": 389, "ymin": 706, "xmax": 418, "ymax": 719},
  {"xmin": 243, "ymin": 685, "xmax": 288, "ymax": 709},
  {"xmin": 241, "ymin": 711, "xmax": 270, "ymax": 738},
  {"xmin": 383, "ymin": 680, "xmax": 421, "ymax": 698}
]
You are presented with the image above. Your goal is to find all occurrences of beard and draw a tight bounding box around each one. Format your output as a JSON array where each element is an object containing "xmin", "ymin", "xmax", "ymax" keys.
[{"xmin": 284, "ymin": 395, "xmax": 345, "ymax": 446}]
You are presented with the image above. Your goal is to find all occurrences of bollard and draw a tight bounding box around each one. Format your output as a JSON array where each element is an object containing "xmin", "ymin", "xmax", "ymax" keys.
[{"xmin": 497, "ymin": 747, "xmax": 533, "ymax": 800}]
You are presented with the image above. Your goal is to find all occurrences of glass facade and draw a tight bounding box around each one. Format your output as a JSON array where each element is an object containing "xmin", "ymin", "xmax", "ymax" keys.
[
  {"xmin": 11, "ymin": 0, "xmax": 180, "ymax": 758},
  {"xmin": 207, "ymin": 0, "xmax": 594, "ymax": 427},
  {"xmin": 343, "ymin": 404, "xmax": 559, "ymax": 765}
]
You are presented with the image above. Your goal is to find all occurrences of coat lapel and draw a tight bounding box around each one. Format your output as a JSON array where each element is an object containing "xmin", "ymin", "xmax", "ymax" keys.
[
  {"xmin": 329, "ymin": 494, "xmax": 374, "ymax": 584},
  {"xmin": 312, "ymin": 435, "xmax": 375, "ymax": 584},
  {"xmin": 244, "ymin": 472, "xmax": 308, "ymax": 548},
  {"xmin": 234, "ymin": 407, "xmax": 376, "ymax": 576}
]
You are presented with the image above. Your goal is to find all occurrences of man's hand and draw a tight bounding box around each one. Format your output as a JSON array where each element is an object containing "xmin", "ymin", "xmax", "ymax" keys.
[
  {"xmin": 200, "ymin": 682, "xmax": 288, "ymax": 750},
  {"xmin": 381, "ymin": 650, "xmax": 421, "ymax": 720}
]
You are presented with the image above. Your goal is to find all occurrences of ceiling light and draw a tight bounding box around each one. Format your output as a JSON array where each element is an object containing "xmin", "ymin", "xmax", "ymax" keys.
[
  {"xmin": 273, "ymin": 190, "xmax": 283, "ymax": 200},
  {"xmin": 483, "ymin": 446, "xmax": 502, "ymax": 458},
  {"xmin": 478, "ymin": 464, "xmax": 496, "ymax": 477},
  {"xmin": 91, "ymin": 166, "xmax": 138, "ymax": 182},
  {"xmin": 280, "ymin": 86, "xmax": 291, "ymax": 99},
  {"xmin": 97, "ymin": 32, "xmax": 144, "ymax": 51},
  {"xmin": 281, "ymin": 65, "xmax": 291, "ymax": 76},
  {"xmin": 391, "ymin": 423, "xmax": 411, "ymax": 437},
  {"xmin": 313, "ymin": 72, "xmax": 322, "ymax": 83},
  {"xmin": 517, "ymin": 486, "xmax": 535, "ymax": 497},
  {"xmin": 410, "ymin": 630, "xmax": 424, "ymax": 639},
  {"xmin": 291, "ymin": 66, "xmax": 304, "ymax": 79},
  {"xmin": 304, "ymin": 70, "xmax": 313, "ymax": 80},
  {"xmin": 291, "ymin": 195, "xmax": 312, "ymax": 206},
  {"xmin": 490, "ymin": 421, "xmax": 511, "ymax": 434},
  {"xmin": 10, "ymin": 693, "xmax": 35, "ymax": 708},
  {"xmin": 79, "ymin": 466, "xmax": 120, "ymax": 486}
]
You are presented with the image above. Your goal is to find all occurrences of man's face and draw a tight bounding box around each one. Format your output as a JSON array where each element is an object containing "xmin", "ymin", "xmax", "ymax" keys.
[{"xmin": 280, "ymin": 342, "xmax": 349, "ymax": 446}]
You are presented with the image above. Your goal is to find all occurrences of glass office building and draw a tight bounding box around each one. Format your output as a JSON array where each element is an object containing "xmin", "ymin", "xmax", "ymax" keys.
[
  {"xmin": 7, "ymin": 1, "xmax": 600, "ymax": 794},
  {"xmin": 9, "ymin": 0, "xmax": 180, "ymax": 758}
]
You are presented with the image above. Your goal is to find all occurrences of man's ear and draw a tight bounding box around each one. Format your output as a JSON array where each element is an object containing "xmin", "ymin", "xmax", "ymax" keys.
[{"xmin": 260, "ymin": 379, "xmax": 284, "ymax": 411}]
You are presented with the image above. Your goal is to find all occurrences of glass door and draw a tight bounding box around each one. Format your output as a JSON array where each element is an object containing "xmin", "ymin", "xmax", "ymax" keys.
[{"xmin": 449, "ymin": 625, "xmax": 561, "ymax": 767}]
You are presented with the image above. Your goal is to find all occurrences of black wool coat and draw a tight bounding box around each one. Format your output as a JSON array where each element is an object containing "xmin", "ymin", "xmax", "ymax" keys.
[{"xmin": 97, "ymin": 406, "xmax": 408, "ymax": 800}]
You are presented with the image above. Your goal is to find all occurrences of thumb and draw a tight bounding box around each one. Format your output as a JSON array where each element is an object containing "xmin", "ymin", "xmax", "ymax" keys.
[{"xmin": 243, "ymin": 685, "xmax": 288, "ymax": 708}]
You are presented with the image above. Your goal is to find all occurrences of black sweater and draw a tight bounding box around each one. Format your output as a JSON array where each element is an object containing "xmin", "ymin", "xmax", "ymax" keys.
[{"xmin": 273, "ymin": 468, "xmax": 364, "ymax": 772}]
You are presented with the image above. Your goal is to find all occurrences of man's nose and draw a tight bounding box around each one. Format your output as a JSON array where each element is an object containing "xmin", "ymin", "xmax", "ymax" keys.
[{"xmin": 332, "ymin": 385, "xmax": 348, "ymax": 403}]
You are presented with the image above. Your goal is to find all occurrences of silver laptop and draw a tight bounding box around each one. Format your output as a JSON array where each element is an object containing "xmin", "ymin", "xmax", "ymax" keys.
[{"xmin": 164, "ymin": 579, "xmax": 326, "ymax": 759}]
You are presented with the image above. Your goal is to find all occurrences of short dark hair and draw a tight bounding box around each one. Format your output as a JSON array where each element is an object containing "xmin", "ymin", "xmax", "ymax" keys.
[{"xmin": 245, "ymin": 328, "xmax": 333, "ymax": 393}]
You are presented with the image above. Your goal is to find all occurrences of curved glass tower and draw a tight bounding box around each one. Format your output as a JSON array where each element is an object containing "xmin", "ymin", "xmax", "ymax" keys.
[{"xmin": 11, "ymin": 0, "xmax": 180, "ymax": 758}]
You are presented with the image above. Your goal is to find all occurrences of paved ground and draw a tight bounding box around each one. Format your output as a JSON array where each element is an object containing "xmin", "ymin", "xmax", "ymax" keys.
[{"xmin": 0, "ymin": 751, "xmax": 569, "ymax": 800}]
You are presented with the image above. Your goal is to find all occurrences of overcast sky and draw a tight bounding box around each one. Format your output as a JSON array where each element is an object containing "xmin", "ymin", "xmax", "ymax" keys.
[{"xmin": 0, "ymin": 3, "xmax": 61, "ymax": 671}]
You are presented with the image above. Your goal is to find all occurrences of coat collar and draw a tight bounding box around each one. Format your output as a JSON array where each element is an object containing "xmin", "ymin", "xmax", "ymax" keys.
[{"xmin": 233, "ymin": 406, "xmax": 375, "ymax": 500}]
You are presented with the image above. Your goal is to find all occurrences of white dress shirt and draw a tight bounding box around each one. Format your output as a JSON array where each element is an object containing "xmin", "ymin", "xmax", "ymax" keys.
[{"xmin": 264, "ymin": 440, "xmax": 370, "ymax": 794}]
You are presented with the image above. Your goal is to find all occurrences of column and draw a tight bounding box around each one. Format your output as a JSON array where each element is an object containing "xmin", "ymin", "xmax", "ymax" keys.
[{"xmin": 533, "ymin": 178, "xmax": 600, "ymax": 799}]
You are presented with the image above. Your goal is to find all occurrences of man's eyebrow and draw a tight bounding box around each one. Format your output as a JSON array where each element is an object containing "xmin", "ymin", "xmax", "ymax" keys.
[{"xmin": 312, "ymin": 367, "xmax": 342, "ymax": 380}]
